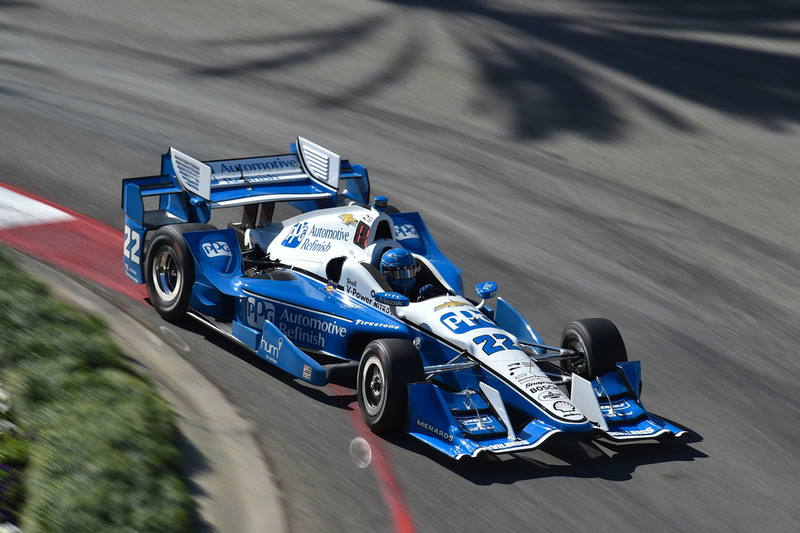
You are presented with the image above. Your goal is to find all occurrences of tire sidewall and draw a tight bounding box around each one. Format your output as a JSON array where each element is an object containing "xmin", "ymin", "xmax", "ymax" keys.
[
  {"xmin": 145, "ymin": 227, "xmax": 195, "ymax": 320},
  {"xmin": 359, "ymin": 353, "xmax": 388, "ymax": 420},
  {"xmin": 356, "ymin": 339, "xmax": 423, "ymax": 433},
  {"xmin": 560, "ymin": 318, "xmax": 627, "ymax": 380}
]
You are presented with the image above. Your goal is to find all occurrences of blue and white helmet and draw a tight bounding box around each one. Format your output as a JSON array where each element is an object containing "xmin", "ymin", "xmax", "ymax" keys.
[{"xmin": 380, "ymin": 248, "xmax": 419, "ymax": 293}]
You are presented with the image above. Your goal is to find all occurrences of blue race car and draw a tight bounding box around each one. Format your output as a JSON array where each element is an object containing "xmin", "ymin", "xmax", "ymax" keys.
[{"xmin": 122, "ymin": 138, "xmax": 686, "ymax": 459}]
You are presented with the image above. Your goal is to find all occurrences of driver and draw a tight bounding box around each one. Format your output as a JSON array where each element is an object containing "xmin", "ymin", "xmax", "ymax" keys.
[{"xmin": 379, "ymin": 248, "xmax": 420, "ymax": 295}]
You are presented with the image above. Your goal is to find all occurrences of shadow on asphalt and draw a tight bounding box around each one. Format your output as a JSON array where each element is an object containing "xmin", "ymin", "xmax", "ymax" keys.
[
  {"xmin": 175, "ymin": 435, "xmax": 217, "ymax": 533},
  {"xmin": 384, "ymin": 428, "xmax": 707, "ymax": 485},
  {"xmin": 162, "ymin": 312, "xmax": 706, "ymax": 486},
  {"xmin": 166, "ymin": 315, "xmax": 360, "ymax": 410},
  {"xmin": 184, "ymin": 0, "xmax": 800, "ymax": 140}
]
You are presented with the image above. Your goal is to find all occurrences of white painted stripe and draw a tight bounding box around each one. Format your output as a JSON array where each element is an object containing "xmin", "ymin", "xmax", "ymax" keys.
[{"xmin": 0, "ymin": 186, "xmax": 74, "ymax": 230}]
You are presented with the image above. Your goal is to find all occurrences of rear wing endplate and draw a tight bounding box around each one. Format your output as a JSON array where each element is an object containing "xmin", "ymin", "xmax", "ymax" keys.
[{"xmin": 166, "ymin": 137, "xmax": 344, "ymax": 207}]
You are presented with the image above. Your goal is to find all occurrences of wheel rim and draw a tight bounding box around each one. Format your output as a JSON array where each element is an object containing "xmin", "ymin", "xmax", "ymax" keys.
[
  {"xmin": 361, "ymin": 355, "xmax": 385, "ymax": 417},
  {"xmin": 152, "ymin": 246, "xmax": 181, "ymax": 303},
  {"xmin": 564, "ymin": 336, "xmax": 588, "ymax": 377}
]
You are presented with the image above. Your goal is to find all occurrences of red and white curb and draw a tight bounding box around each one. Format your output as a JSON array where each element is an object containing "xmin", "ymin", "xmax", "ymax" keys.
[{"xmin": 0, "ymin": 184, "xmax": 145, "ymax": 302}]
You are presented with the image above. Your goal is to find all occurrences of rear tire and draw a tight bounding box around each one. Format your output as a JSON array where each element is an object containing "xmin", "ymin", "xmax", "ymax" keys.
[
  {"xmin": 144, "ymin": 224, "xmax": 211, "ymax": 320},
  {"xmin": 357, "ymin": 339, "xmax": 424, "ymax": 433},
  {"xmin": 560, "ymin": 318, "xmax": 627, "ymax": 380}
]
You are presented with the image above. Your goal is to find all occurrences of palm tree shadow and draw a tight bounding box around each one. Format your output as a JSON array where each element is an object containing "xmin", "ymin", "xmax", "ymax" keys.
[{"xmin": 190, "ymin": 0, "xmax": 800, "ymax": 140}]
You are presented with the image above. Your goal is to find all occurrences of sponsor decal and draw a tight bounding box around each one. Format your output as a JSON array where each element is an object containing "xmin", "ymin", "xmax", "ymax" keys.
[
  {"xmin": 524, "ymin": 382, "xmax": 559, "ymax": 394},
  {"xmin": 280, "ymin": 327, "xmax": 326, "ymax": 348},
  {"xmin": 457, "ymin": 415, "xmax": 493, "ymax": 426},
  {"xmin": 538, "ymin": 390, "xmax": 565, "ymax": 402},
  {"xmin": 477, "ymin": 282, "xmax": 495, "ymax": 294},
  {"xmin": 201, "ymin": 240, "xmax": 231, "ymax": 258},
  {"xmin": 608, "ymin": 426, "xmax": 656, "ymax": 437},
  {"xmin": 244, "ymin": 298, "xmax": 348, "ymax": 349},
  {"xmin": 259, "ymin": 336, "xmax": 283, "ymax": 363},
  {"xmin": 601, "ymin": 400, "xmax": 635, "ymax": 419},
  {"xmin": 124, "ymin": 261, "xmax": 138, "ymax": 280},
  {"xmin": 455, "ymin": 415, "xmax": 500, "ymax": 433},
  {"xmin": 303, "ymin": 364, "xmax": 312, "ymax": 380},
  {"xmin": 344, "ymin": 278, "xmax": 390, "ymax": 312},
  {"xmin": 354, "ymin": 319, "xmax": 400, "ymax": 330},
  {"xmin": 246, "ymin": 297, "xmax": 275, "ymax": 329},
  {"xmin": 415, "ymin": 419, "xmax": 454, "ymax": 442},
  {"xmin": 308, "ymin": 225, "xmax": 350, "ymax": 242},
  {"xmin": 209, "ymin": 157, "xmax": 301, "ymax": 183},
  {"xmin": 434, "ymin": 300, "xmax": 469, "ymax": 312},
  {"xmin": 553, "ymin": 401, "xmax": 577, "ymax": 413},
  {"xmin": 507, "ymin": 362, "xmax": 522, "ymax": 375},
  {"xmin": 299, "ymin": 239, "xmax": 331, "ymax": 253},
  {"xmin": 513, "ymin": 373, "xmax": 560, "ymax": 395},
  {"xmin": 484, "ymin": 439, "xmax": 532, "ymax": 451},
  {"xmin": 282, "ymin": 222, "xmax": 350, "ymax": 252},
  {"xmin": 339, "ymin": 213, "xmax": 357, "ymax": 226},
  {"xmin": 439, "ymin": 309, "xmax": 495, "ymax": 334},
  {"xmin": 394, "ymin": 224, "xmax": 419, "ymax": 241},
  {"xmin": 273, "ymin": 308, "xmax": 348, "ymax": 349},
  {"xmin": 282, "ymin": 222, "xmax": 308, "ymax": 248}
]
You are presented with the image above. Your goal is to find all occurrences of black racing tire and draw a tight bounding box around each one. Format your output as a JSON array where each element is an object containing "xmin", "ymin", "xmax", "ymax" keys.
[
  {"xmin": 560, "ymin": 318, "xmax": 628, "ymax": 380},
  {"xmin": 144, "ymin": 224, "xmax": 212, "ymax": 320},
  {"xmin": 357, "ymin": 339, "xmax": 425, "ymax": 434}
]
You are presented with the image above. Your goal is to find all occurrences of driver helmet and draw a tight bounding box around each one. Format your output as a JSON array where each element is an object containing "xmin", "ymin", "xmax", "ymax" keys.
[{"xmin": 380, "ymin": 248, "xmax": 419, "ymax": 293}]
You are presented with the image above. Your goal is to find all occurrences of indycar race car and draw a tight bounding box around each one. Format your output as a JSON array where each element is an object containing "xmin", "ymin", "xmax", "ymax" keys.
[{"xmin": 122, "ymin": 138, "xmax": 686, "ymax": 459}]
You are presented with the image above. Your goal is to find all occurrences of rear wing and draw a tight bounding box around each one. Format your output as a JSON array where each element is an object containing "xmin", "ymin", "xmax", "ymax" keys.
[
  {"xmin": 122, "ymin": 137, "xmax": 370, "ymax": 283},
  {"xmin": 169, "ymin": 137, "xmax": 344, "ymax": 207}
]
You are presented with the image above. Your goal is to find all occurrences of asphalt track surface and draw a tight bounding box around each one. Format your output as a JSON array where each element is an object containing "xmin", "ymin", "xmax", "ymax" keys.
[{"xmin": 3, "ymin": 1, "xmax": 800, "ymax": 531}]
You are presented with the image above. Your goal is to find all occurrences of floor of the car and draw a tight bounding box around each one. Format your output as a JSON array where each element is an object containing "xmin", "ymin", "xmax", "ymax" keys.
[{"xmin": 187, "ymin": 309, "xmax": 235, "ymax": 338}]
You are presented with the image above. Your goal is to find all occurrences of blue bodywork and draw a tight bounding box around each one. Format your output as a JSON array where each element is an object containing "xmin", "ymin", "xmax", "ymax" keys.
[{"xmin": 122, "ymin": 139, "xmax": 686, "ymax": 459}]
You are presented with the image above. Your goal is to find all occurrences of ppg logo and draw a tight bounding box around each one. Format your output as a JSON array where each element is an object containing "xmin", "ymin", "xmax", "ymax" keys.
[
  {"xmin": 202, "ymin": 241, "xmax": 232, "ymax": 258},
  {"xmin": 440, "ymin": 309, "xmax": 494, "ymax": 334},
  {"xmin": 282, "ymin": 222, "xmax": 307, "ymax": 248},
  {"xmin": 395, "ymin": 224, "xmax": 419, "ymax": 241},
  {"xmin": 246, "ymin": 297, "xmax": 275, "ymax": 329}
]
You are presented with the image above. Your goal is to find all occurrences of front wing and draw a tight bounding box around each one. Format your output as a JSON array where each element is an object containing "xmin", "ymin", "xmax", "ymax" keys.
[{"xmin": 406, "ymin": 362, "xmax": 686, "ymax": 460}]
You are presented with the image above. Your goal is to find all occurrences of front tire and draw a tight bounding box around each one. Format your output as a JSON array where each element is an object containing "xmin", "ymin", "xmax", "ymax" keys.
[
  {"xmin": 357, "ymin": 339, "xmax": 424, "ymax": 434},
  {"xmin": 560, "ymin": 318, "xmax": 628, "ymax": 380}
]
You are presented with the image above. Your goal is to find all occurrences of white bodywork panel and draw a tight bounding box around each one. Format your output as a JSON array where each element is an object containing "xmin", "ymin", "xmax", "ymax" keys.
[
  {"xmin": 251, "ymin": 203, "xmax": 586, "ymax": 426},
  {"xmin": 402, "ymin": 297, "xmax": 586, "ymax": 425},
  {"xmin": 570, "ymin": 374, "xmax": 609, "ymax": 430}
]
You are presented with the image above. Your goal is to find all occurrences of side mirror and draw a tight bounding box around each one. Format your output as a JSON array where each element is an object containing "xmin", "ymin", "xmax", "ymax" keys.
[{"xmin": 475, "ymin": 281, "xmax": 497, "ymax": 309}]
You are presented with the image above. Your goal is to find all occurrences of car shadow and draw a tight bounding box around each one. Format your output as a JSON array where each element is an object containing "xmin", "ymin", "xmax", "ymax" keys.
[
  {"xmin": 165, "ymin": 315, "xmax": 361, "ymax": 410},
  {"xmin": 160, "ymin": 314, "xmax": 705, "ymax": 484},
  {"xmin": 382, "ymin": 417, "xmax": 704, "ymax": 484}
]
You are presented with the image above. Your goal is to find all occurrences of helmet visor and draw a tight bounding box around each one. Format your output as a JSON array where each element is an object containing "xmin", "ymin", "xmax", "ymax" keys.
[{"xmin": 384, "ymin": 262, "xmax": 420, "ymax": 280}]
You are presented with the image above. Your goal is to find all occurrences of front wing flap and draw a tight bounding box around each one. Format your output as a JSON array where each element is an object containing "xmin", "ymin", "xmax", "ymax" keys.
[
  {"xmin": 406, "ymin": 382, "xmax": 561, "ymax": 459},
  {"xmin": 572, "ymin": 361, "xmax": 687, "ymax": 441}
]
